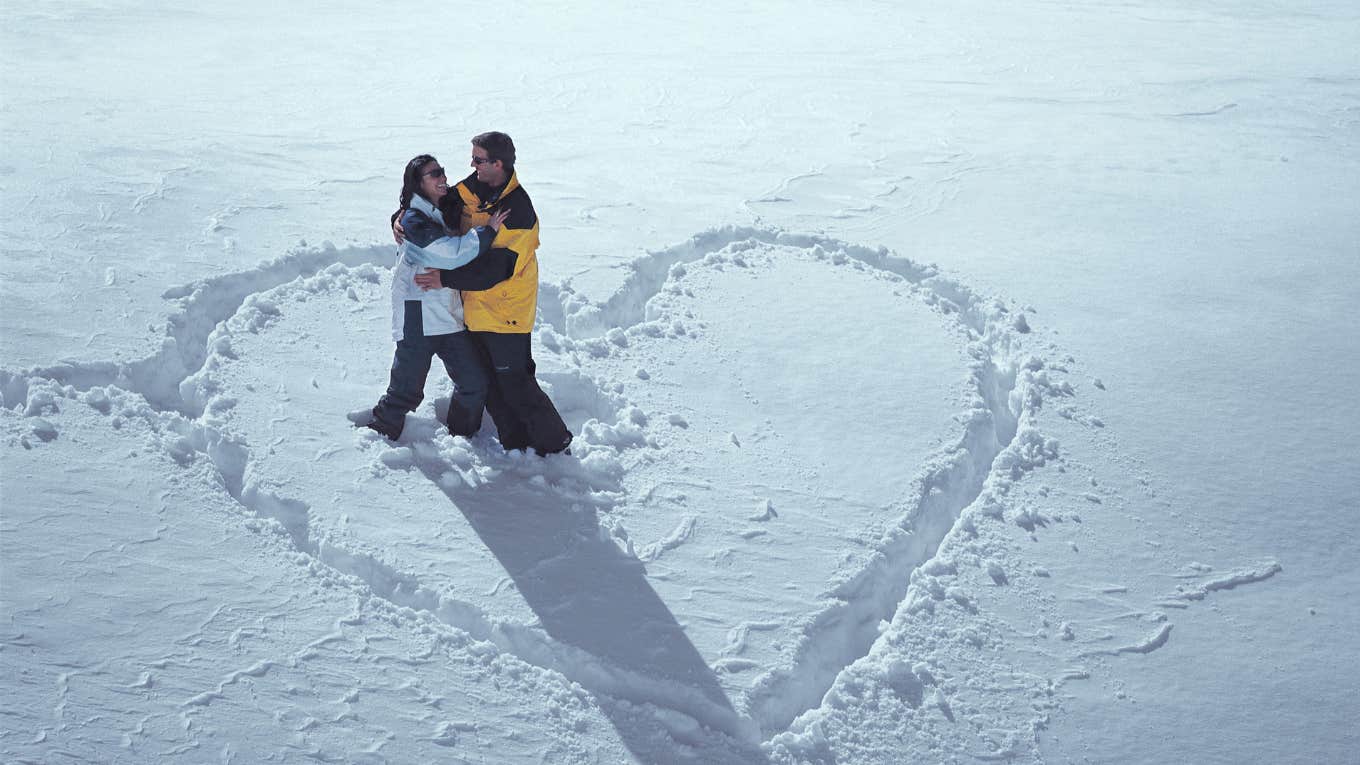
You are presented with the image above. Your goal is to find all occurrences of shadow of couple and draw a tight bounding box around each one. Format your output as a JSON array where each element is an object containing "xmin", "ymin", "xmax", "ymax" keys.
[{"xmin": 412, "ymin": 441, "xmax": 770, "ymax": 764}]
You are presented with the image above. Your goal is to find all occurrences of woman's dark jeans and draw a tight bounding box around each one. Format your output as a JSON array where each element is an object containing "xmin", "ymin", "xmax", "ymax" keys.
[{"xmin": 374, "ymin": 306, "xmax": 489, "ymax": 437}]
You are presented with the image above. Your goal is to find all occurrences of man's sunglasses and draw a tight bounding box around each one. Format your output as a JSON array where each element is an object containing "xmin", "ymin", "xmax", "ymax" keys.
[
  {"xmin": 471, "ymin": 156, "xmax": 498, "ymax": 166},
  {"xmin": 421, "ymin": 166, "xmax": 446, "ymax": 179}
]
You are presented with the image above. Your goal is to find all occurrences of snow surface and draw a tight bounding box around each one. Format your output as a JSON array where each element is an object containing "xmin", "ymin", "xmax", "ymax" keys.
[{"xmin": 3, "ymin": 2, "xmax": 1359, "ymax": 763}]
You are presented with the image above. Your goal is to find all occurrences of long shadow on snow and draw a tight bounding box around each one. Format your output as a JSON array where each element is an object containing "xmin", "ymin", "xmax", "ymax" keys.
[{"xmin": 414, "ymin": 456, "xmax": 768, "ymax": 764}]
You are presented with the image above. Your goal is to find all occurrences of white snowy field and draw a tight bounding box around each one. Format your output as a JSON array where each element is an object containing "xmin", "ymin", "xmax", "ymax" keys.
[{"xmin": 3, "ymin": 1, "xmax": 1358, "ymax": 763}]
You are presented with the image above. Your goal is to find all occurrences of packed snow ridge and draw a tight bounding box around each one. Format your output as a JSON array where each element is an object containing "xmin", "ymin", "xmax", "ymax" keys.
[
  {"xmin": 0, "ymin": 242, "xmax": 392, "ymax": 416},
  {"xmin": 6, "ymin": 224, "xmax": 1277, "ymax": 760},
  {"xmin": 4, "ymin": 227, "xmax": 1047, "ymax": 745}
]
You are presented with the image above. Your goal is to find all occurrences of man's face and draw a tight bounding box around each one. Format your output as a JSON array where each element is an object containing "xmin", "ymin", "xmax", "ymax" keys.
[{"xmin": 471, "ymin": 145, "xmax": 507, "ymax": 186}]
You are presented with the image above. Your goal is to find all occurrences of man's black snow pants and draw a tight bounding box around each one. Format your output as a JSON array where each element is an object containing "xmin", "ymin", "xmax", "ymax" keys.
[{"xmin": 468, "ymin": 330, "xmax": 572, "ymax": 455}]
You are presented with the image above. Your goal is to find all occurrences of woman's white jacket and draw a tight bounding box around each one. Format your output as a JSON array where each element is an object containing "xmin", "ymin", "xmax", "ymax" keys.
[{"xmin": 390, "ymin": 194, "xmax": 491, "ymax": 342}]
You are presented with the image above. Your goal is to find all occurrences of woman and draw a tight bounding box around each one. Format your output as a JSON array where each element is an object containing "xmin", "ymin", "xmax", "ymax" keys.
[{"xmin": 364, "ymin": 154, "xmax": 509, "ymax": 441}]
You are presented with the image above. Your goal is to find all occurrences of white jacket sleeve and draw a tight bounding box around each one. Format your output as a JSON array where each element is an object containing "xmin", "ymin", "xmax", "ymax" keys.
[{"xmin": 401, "ymin": 228, "xmax": 485, "ymax": 270}]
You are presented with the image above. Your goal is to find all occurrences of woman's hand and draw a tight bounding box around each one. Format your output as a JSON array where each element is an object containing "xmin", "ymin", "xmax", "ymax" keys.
[
  {"xmin": 488, "ymin": 207, "xmax": 511, "ymax": 231},
  {"xmin": 413, "ymin": 268, "xmax": 443, "ymax": 291}
]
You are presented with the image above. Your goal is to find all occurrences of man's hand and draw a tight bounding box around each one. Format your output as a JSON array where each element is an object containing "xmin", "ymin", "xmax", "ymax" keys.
[
  {"xmin": 413, "ymin": 269, "xmax": 443, "ymax": 291},
  {"xmin": 392, "ymin": 214, "xmax": 406, "ymax": 245}
]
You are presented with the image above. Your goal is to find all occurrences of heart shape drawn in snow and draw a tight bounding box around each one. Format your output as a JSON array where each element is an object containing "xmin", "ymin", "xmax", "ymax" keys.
[{"xmin": 171, "ymin": 226, "xmax": 1043, "ymax": 753}]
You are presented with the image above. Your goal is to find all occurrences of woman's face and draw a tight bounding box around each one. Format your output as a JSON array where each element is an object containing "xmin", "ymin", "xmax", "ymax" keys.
[{"xmin": 418, "ymin": 162, "xmax": 448, "ymax": 202}]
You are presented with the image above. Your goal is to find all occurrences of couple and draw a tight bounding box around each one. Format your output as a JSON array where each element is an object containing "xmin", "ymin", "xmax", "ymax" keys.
[{"xmin": 364, "ymin": 131, "xmax": 572, "ymax": 456}]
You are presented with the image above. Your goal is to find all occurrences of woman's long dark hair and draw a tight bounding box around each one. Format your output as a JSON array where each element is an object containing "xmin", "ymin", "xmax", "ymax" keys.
[
  {"xmin": 399, "ymin": 154, "xmax": 463, "ymax": 230},
  {"xmin": 399, "ymin": 154, "xmax": 438, "ymax": 211}
]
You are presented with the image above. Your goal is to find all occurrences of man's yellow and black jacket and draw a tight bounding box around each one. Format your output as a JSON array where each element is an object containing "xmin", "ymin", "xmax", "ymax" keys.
[{"xmin": 434, "ymin": 171, "xmax": 540, "ymax": 334}]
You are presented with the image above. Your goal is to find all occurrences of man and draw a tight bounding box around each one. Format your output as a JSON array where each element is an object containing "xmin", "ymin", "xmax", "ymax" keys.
[{"xmin": 402, "ymin": 132, "xmax": 572, "ymax": 456}]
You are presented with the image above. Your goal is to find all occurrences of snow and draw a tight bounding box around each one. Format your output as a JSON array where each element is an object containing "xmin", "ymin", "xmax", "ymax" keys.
[{"xmin": 4, "ymin": 1, "xmax": 1359, "ymax": 763}]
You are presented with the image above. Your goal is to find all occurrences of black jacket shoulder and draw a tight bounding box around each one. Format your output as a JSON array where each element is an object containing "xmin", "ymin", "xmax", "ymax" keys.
[
  {"xmin": 498, "ymin": 185, "xmax": 537, "ymax": 229},
  {"xmin": 464, "ymin": 175, "xmax": 537, "ymax": 230},
  {"xmin": 399, "ymin": 207, "xmax": 446, "ymax": 248}
]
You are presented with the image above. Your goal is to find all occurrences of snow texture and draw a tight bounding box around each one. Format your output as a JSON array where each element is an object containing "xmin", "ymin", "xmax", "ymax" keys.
[{"xmin": 3, "ymin": 2, "xmax": 1358, "ymax": 764}]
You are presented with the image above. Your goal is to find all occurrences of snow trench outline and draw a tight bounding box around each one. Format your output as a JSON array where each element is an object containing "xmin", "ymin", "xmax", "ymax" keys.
[{"xmin": 4, "ymin": 225, "xmax": 1082, "ymax": 754}]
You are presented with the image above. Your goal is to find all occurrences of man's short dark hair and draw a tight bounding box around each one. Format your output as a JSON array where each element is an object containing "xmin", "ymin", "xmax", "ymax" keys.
[{"xmin": 471, "ymin": 131, "xmax": 516, "ymax": 172}]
